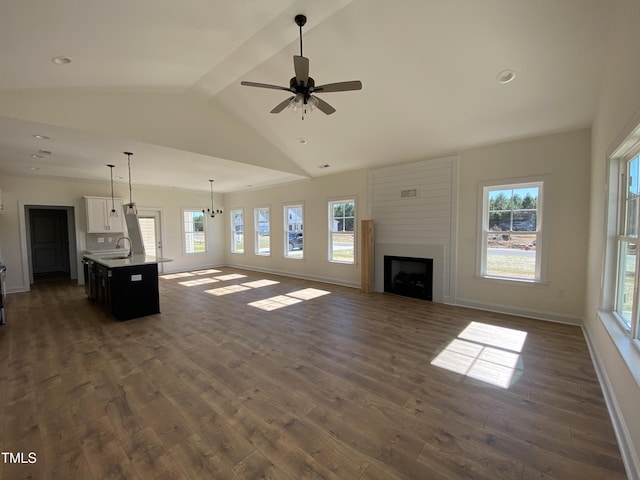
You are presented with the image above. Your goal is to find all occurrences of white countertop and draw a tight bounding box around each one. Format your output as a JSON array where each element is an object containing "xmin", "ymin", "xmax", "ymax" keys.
[{"xmin": 83, "ymin": 252, "xmax": 172, "ymax": 268}]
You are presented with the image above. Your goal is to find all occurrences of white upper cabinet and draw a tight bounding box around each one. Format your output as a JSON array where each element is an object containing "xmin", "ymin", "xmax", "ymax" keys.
[{"xmin": 85, "ymin": 196, "xmax": 125, "ymax": 233}]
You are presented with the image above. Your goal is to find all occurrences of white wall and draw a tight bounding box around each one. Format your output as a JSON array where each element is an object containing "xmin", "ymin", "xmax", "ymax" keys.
[
  {"xmin": 0, "ymin": 174, "xmax": 224, "ymax": 292},
  {"xmin": 223, "ymin": 170, "xmax": 369, "ymax": 287},
  {"xmin": 586, "ymin": 0, "xmax": 640, "ymax": 476},
  {"xmin": 456, "ymin": 129, "xmax": 591, "ymax": 324}
]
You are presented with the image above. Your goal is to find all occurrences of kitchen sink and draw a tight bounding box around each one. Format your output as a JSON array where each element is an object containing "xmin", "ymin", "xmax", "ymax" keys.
[{"xmin": 101, "ymin": 255, "xmax": 130, "ymax": 260}]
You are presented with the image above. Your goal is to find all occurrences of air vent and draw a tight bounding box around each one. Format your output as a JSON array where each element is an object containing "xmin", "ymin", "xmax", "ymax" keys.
[{"xmin": 401, "ymin": 188, "xmax": 417, "ymax": 198}]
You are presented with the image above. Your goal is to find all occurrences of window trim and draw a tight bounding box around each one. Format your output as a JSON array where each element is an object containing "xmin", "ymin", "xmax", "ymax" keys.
[
  {"xmin": 327, "ymin": 197, "xmax": 357, "ymax": 265},
  {"xmin": 599, "ymin": 111, "xmax": 640, "ymax": 390},
  {"xmin": 230, "ymin": 208, "xmax": 245, "ymax": 254},
  {"xmin": 476, "ymin": 176, "xmax": 548, "ymax": 284},
  {"xmin": 181, "ymin": 207, "xmax": 207, "ymax": 255},
  {"xmin": 254, "ymin": 206, "xmax": 271, "ymax": 256}
]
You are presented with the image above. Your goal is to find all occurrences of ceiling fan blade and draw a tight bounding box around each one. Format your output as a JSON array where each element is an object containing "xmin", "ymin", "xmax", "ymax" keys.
[
  {"xmin": 294, "ymin": 55, "xmax": 309, "ymax": 86},
  {"xmin": 313, "ymin": 96, "xmax": 336, "ymax": 115},
  {"xmin": 314, "ymin": 80, "xmax": 363, "ymax": 93},
  {"xmin": 270, "ymin": 96, "xmax": 294, "ymax": 113},
  {"xmin": 240, "ymin": 81, "xmax": 290, "ymax": 91}
]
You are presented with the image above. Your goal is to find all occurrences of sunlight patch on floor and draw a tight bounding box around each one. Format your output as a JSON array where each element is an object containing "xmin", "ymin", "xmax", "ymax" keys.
[
  {"xmin": 205, "ymin": 285, "xmax": 251, "ymax": 296},
  {"xmin": 165, "ymin": 270, "xmax": 331, "ymax": 311},
  {"xmin": 179, "ymin": 277, "xmax": 220, "ymax": 287},
  {"xmin": 191, "ymin": 269, "xmax": 223, "ymax": 275},
  {"xmin": 248, "ymin": 295, "xmax": 303, "ymax": 311},
  {"xmin": 459, "ymin": 321, "xmax": 527, "ymax": 352},
  {"xmin": 286, "ymin": 288, "xmax": 331, "ymax": 300},
  {"xmin": 241, "ymin": 279, "xmax": 280, "ymax": 288},
  {"xmin": 431, "ymin": 321, "xmax": 527, "ymax": 389},
  {"xmin": 161, "ymin": 272, "xmax": 196, "ymax": 279},
  {"xmin": 214, "ymin": 273, "xmax": 247, "ymax": 281}
]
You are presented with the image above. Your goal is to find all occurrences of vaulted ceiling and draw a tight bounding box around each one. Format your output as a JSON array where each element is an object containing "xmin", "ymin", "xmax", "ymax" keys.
[{"xmin": 0, "ymin": 0, "xmax": 612, "ymax": 192}]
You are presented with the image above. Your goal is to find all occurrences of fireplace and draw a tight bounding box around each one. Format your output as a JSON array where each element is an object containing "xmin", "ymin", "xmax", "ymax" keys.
[{"xmin": 384, "ymin": 256, "xmax": 433, "ymax": 301}]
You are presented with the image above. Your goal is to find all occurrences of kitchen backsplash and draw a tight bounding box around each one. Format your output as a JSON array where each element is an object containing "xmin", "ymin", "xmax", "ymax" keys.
[{"xmin": 85, "ymin": 232, "xmax": 126, "ymax": 252}]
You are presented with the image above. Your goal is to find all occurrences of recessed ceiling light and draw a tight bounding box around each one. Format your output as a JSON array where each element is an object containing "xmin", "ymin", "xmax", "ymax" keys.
[
  {"xmin": 33, "ymin": 134, "xmax": 50, "ymax": 140},
  {"xmin": 30, "ymin": 154, "xmax": 44, "ymax": 159},
  {"xmin": 30, "ymin": 167, "xmax": 40, "ymax": 170},
  {"xmin": 51, "ymin": 56, "xmax": 72, "ymax": 65},
  {"xmin": 297, "ymin": 138, "xmax": 307, "ymax": 145},
  {"xmin": 318, "ymin": 164, "xmax": 330, "ymax": 169},
  {"xmin": 496, "ymin": 69, "xmax": 516, "ymax": 84}
]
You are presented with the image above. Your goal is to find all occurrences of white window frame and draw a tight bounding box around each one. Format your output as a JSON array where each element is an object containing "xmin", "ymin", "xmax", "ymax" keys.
[
  {"xmin": 284, "ymin": 203, "xmax": 304, "ymax": 259},
  {"xmin": 477, "ymin": 178, "xmax": 546, "ymax": 283},
  {"xmin": 254, "ymin": 206, "xmax": 271, "ymax": 256},
  {"xmin": 600, "ymin": 119, "xmax": 640, "ymax": 388},
  {"xmin": 182, "ymin": 208, "xmax": 206, "ymax": 255},
  {"xmin": 328, "ymin": 198, "xmax": 356, "ymax": 264},
  {"xmin": 230, "ymin": 208, "xmax": 244, "ymax": 254}
]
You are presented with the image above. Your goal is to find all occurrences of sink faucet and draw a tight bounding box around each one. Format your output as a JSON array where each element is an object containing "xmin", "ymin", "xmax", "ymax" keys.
[{"xmin": 116, "ymin": 237, "xmax": 132, "ymax": 256}]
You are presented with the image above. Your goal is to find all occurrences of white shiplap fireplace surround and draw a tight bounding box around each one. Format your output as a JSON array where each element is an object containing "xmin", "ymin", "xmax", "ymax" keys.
[{"xmin": 370, "ymin": 156, "xmax": 458, "ymax": 304}]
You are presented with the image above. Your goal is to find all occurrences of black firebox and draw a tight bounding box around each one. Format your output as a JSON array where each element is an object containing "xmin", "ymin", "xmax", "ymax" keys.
[{"xmin": 384, "ymin": 256, "xmax": 433, "ymax": 301}]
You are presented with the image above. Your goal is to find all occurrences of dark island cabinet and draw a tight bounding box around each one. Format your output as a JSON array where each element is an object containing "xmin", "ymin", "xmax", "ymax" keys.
[
  {"xmin": 109, "ymin": 263, "xmax": 160, "ymax": 320},
  {"xmin": 83, "ymin": 255, "xmax": 160, "ymax": 321}
]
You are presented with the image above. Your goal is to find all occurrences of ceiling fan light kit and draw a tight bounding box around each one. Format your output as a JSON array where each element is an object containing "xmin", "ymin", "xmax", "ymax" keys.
[{"xmin": 240, "ymin": 14, "xmax": 362, "ymax": 119}]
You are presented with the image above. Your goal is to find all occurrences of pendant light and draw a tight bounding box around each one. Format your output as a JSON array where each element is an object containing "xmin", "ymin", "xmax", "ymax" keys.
[
  {"xmin": 106, "ymin": 164, "xmax": 118, "ymax": 217},
  {"xmin": 123, "ymin": 151, "xmax": 137, "ymax": 215},
  {"xmin": 203, "ymin": 179, "xmax": 223, "ymax": 218}
]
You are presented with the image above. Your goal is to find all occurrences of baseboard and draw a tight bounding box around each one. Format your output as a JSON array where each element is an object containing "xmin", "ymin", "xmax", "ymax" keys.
[
  {"xmin": 450, "ymin": 297, "xmax": 582, "ymax": 325},
  {"xmin": 223, "ymin": 262, "xmax": 360, "ymax": 289},
  {"xmin": 582, "ymin": 324, "xmax": 639, "ymax": 480}
]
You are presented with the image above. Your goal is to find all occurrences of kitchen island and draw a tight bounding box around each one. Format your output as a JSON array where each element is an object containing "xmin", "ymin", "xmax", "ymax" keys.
[{"xmin": 82, "ymin": 252, "xmax": 171, "ymax": 320}]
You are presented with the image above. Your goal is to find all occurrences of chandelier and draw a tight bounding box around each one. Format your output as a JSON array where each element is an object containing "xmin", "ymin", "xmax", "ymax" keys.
[{"xmin": 203, "ymin": 179, "xmax": 223, "ymax": 218}]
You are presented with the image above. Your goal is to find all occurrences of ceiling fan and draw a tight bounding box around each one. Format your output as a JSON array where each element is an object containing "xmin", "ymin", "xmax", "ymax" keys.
[{"xmin": 240, "ymin": 14, "xmax": 362, "ymax": 119}]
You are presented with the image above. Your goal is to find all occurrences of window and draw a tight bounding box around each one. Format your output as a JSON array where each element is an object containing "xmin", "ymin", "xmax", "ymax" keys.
[
  {"xmin": 615, "ymin": 154, "xmax": 640, "ymax": 330},
  {"xmin": 329, "ymin": 199, "xmax": 355, "ymax": 263},
  {"xmin": 254, "ymin": 207, "xmax": 270, "ymax": 256},
  {"xmin": 183, "ymin": 209, "xmax": 206, "ymax": 254},
  {"xmin": 230, "ymin": 208, "xmax": 244, "ymax": 253},
  {"xmin": 284, "ymin": 204, "xmax": 303, "ymax": 259},
  {"xmin": 479, "ymin": 181, "xmax": 543, "ymax": 281}
]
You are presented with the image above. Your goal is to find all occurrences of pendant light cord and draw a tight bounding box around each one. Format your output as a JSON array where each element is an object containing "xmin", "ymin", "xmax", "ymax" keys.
[
  {"xmin": 299, "ymin": 24, "xmax": 303, "ymax": 57},
  {"xmin": 107, "ymin": 164, "xmax": 116, "ymax": 213},
  {"xmin": 126, "ymin": 152, "xmax": 133, "ymax": 204}
]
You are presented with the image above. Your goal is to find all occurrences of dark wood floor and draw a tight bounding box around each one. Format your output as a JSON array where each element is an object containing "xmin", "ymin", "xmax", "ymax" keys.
[{"xmin": 0, "ymin": 267, "xmax": 627, "ymax": 479}]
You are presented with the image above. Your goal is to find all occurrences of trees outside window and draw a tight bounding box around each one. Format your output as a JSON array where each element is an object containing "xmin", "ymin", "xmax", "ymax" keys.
[
  {"xmin": 329, "ymin": 199, "xmax": 355, "ymax": 263},
  {"xmin": 480, "ymin": 181, "xmax": 543, "ymax": 281},
  {"xmin": 183, "ymin": 209, "xmax": 205, "ymax": 254}
]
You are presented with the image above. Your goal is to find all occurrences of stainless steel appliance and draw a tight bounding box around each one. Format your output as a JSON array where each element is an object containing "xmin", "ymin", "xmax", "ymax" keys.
[
  {"xmin": 0, "ymin": 263, "xmax": 6, "ymax": 325},
  {"xmin": 82, "ymin": 258, "xmax": 95, "ymax": 300}
]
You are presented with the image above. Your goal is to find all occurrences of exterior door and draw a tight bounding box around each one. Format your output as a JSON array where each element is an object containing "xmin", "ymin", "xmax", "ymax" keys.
[
  {"xmin": 137, "ymin": 209, "xmax": 164, "ymax": 273},
  {"xmin": 30, "ymin": 209, "xmax": 70, "ymax": 278}
]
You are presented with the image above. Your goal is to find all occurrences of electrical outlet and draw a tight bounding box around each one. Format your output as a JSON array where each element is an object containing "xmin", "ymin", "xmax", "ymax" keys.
[
  {"xmin": 97, "ymin": 237, "xmax": 105, "ymax": 243},
  {"xmin": 108, "ymin": 237, "xmax": 113, "ymax": 243}
]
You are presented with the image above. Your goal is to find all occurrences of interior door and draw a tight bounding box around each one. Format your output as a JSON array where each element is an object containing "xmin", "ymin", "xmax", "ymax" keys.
[
  {"xmin": 30, "ymin": 209, "xmax": 70, "ymax": 277},
  {"xmin": 137, "ymin": 209, "xmax": 164, "ymax": 273}
]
